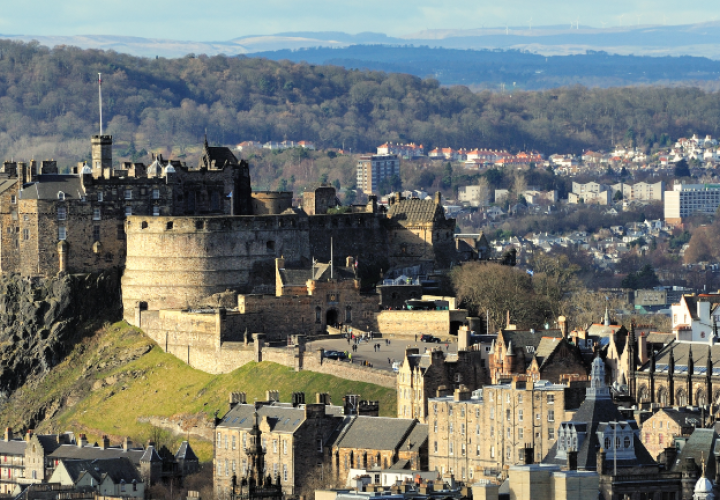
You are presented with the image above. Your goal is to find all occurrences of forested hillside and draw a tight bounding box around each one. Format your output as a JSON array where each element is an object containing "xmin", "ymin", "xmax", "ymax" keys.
[{"xmin": 1, "ymin": 39, "xmax": 720, "ymax": 168}]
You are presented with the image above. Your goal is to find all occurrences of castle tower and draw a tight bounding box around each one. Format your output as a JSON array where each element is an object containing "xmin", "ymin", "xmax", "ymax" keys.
[{"xmin": 91, "ymin": 134, "xmax": 113, "ymax": 179}]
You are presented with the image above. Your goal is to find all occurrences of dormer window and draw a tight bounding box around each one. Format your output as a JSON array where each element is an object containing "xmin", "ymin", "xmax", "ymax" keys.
[{"xmin": 57, "ymin": 191, "xmax": 65, "ymax": 201}]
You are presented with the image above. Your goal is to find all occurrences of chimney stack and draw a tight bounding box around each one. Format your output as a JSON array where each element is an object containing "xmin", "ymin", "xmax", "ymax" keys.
[
  {"xmin": 100, "ymin": 435, "xmax": 110, "ymax": 450},
  {"xmin": 4, "ymin": 428, "xmax": 12, "ymax": 442}
]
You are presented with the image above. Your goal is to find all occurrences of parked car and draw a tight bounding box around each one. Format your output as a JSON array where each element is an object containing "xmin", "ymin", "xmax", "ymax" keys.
[
  {"xmin": 323, "ymin": 350, "xmax": 348, "ymax": 360},
  {"xmin": 420, "ymin": 334, "xmax": 441, "ymax": 343}
]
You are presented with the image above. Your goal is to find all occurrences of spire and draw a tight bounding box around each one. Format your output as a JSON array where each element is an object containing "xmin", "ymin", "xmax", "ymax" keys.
[
  {"xmin": 203, "ymin": 132, "xmax": 209, "ymax": 150},
  {"xmin": 587, "ymin": 355, "xmax": 610, "ymax": 400},
  {"xmin": 604, "ymin": 305, "xmax": 610, "ymax": 327}
]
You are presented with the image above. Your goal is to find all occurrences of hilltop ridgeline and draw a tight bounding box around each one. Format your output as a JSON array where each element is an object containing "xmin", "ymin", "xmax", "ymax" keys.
[{"xmin": 1, "ymin": 39, "xmax": 720, "ymax": 162}]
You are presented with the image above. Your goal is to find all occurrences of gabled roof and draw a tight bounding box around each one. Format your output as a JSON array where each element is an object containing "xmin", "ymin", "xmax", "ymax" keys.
[
  {"xmin": 672, "ymin": 429, "xmax": 720, "ymax": 476},
  {"xmin": 387, "ymin": 199, "xmax": 444, "ymax": 224},
  {"xmin": 333, "ymin": 417, "xmax": 422, "ymax": 451},
  {"xmin": 278, "ymin": 263, "xmax": 355, "ymax": 287},
  {"xmin": 0, "ymin": 439, "xmax": 27, "ymax": 456},
  {"xmin": 140, "ymin": 446, "xmax": 162, "ymax": 463},
  {"xmin": 49, "ymin": 444, "xmax": 146, "ymax": 466},
  {"xmin": 21, "ymin": 175, "xmax": 85, "ymax": 201},
  {"xmin": 60, "ymin": 457, "xmax": 142, "ymax": 485}
]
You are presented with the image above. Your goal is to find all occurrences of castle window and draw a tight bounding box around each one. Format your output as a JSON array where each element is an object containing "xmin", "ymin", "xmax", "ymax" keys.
[
  {"xmin": 345, "ymin": 307, "xmax": 352, "ymax": 323},
  {"xmin": 153, "ymin": 189, "xmax": 160, "ymax": 200},
  {"xmin": 548, "ymin": 428, "xmax": 555, "ymax": 440},
  {"xmin": 125, "ymin": 207, "xmax": 132, "ymax": 216},
  {"xmin": 624, "ymin": 436, "xmax": 631, "ymax": 448},
  {"xmin": 22, "ymin": 229, "xmax": 29, "ymax": 241},
  {"xmin": 196, "ymin": 220, "xmax": 204, "ymax": 230},
  {"xmin": 434, "ymin": 441, "xmax": 437, "ymax": 453},
  {"xmin": 58, "ymin": 227, "xmax": 67, "ymax": 241},
  {"xmin": 117, "ymin": 224, "xmax": 125, "ymax": 240},
  {"xmin": 434, "ymin": 421, "xmax": 438, "ymax": 432},
  {"xmin": 518, "ymin": 428, "xmax": 524, "ymax": 439},
  {"xmin": 315, "ymin": 307, "xmax": 321, "ymax": 323},
  {"xmin": 166, "ymin": 221, "xmax": 174, "ymax": 230},
  {"xmin": 57, "ymin": 191, "xmax": 65, "ymax": 201},
  {"xmin": 23, "ymin": 214, "xmax": 28, "ymax": 221},
  {"xmin": 547, "ymin": 394, "xmax": 555, "ymax": 404},
  {"xmin": 518, "ymin": 409, "xmax": 523, "ymax": 422},
  {"xmin": 283, "ymin": 464, "xmax": 288, "ymax": 481},
  {"xmin": 232, "ymin": 435, "xmax": 236, "ymax": 450},
  {"xmin": 125, "ymin": 190, "xmax": 133, "ymax": 200},
  {"xmin": 97, "ymin": 192, "xmax": 103, "ymax": 202},
  {"xmin": 547, "ymin": 410, "xmax": 555, "ymax": 422},
  {"xmin": 283, "ymin": 440, "xmax": 287, "ymax": 455},
  {"xmin": 153, "ymin": 206, "xmax": 160, "ymax": 216},
  {"xmin": 93, "ymin": 208, "xmax": 101, "ymax": 221},
  {"xmin": 10, "ymin": 195, "xmax": 15, "ymax": 204},
  {"xmin": 267, "ymin": 240, "xmax": 275, "ymax": 252},
  {"xmin": 211, "ymin": 191, "xmax": 220, "ymax": 211},
  {"xmin": 57, "ymin": 207, "xmax": 67, "ymax": 220},
  {"xmin": 93, "ymin": 226, "xmax": 100, "ymax": 242}
]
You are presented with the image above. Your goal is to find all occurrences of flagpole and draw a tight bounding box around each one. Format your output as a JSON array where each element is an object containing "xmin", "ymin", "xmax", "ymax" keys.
[{"xmin": 98, "ymin": 73, "xmax": 103, "ymax": 135}]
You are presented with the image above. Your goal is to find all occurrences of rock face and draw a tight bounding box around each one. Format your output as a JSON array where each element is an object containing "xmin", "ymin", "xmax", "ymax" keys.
[{"xmin": 0, "ymin": 269, "xmax": 122, "ymax": 401}]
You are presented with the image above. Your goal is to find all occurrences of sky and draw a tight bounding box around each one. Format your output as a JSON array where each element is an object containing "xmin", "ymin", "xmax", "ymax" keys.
[{"xmin": 1, "ymin": 0, "xmax": 718, "ymax": 40}]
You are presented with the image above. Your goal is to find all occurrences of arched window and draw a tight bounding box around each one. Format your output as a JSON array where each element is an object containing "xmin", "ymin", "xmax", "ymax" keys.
[
  {"xmin": 57, "ymin": 191, "xmax": 65, "ymax": 200},
  {"xmin": 315, "ymin": 307, "xmax": 322, "ymax": 323},
  {"xmin": 623, "ymin": 436, "xmax": 631, "ymax": 448},
  {"xmin": 697, "ymin": 390, "xmax": 707, "ymax": 406},
  {"xmin": 604, "ymin": 437, "xmax": 612, "ymax": 450},
  {"xmin": 638, "ymin": 385, "xmax": 649, "ymax": 403},
  {"xmin": 345, "ymin": 306, "xmax": 352, "ymax": 323},
  {"xmin": 676, "ymin": 389, "xmax": 688, "ymax": 406},
  {"xmin": 658, "ymin": 388, "xmax": 668, "ymax": 406}
]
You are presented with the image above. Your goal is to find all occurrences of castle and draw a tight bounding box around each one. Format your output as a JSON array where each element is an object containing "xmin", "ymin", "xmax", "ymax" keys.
[{"xmin": 0, "ymin": 135, "xmax": 473, "ymax": 371}]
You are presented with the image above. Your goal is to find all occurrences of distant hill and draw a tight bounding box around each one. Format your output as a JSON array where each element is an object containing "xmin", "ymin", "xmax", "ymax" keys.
[
  {"xmin": 3, "ymin": 21, "xmax": 720, "ymax": 59},
  {"xmin": 253, "ymin": 45, "xmax": 720, "ymax": 89}
]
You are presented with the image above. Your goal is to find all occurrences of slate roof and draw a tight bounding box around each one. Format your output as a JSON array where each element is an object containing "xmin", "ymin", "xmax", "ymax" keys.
[
  {"xmin": 60, "ymin": 457, "xmax": 142, "ymax": 484},
  {"xmin": 0, "ymin": 176, "xmax": 17, "ymax": 195},
  {"xmin": 218, "ymin": 403, "xmax": 342, "ymax": 433},
  {"xmin": 36, "ymin": 435, "xmax": 63, "ymax": 454},
  {"xmin": 672, "ymin": 429, "xmax": 720, "ymax": 476},
  {"xmin": 399, "ymin": 422, "xmax": 428, "ymax": 454},
  {"xmin": 638, "ymin": 342, "xmax": 720, "ymax": 375},
  {"xmin": 333, "ymin": 417, "xmax": 421, "ymax": 451},
  {"xmin": 175, "ymin": 441, "xmax": 198, "ymax": 461},
  {"xmin": 645, "ymin": 332, "xmax": 675, "ymax": 345},
  {"xmin": 499, "ymin": 329, "xmax": 563, "ymax": 364},
  {"xmin": 387, "ymin": 199, "xmax": 443, "ymax": 223},
  {"xmin": 21, "ymin": 175, "xmax": 85, "ymax": 200},
  {"xmin": 49, "ymin": 444, "xmax": 146, "ymax": 466},
  {"xmin": 0, "ymin": 439, "xmax": 27, "ymax": 455},
  {"xmin": 200, "ymin": 145, "xmax": 238, "ymax": 168},
  {"xmin": 140, "ymin": 446, "xmax": 162, "ymax": 463},
  {"xmin": 658, "ymin": 408, "xmax": 703, "ymax": 429}
]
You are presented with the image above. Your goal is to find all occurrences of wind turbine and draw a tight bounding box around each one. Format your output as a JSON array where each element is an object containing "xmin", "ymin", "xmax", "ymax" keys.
[{"xmin": 528, "ymin": 17, "xmax": 533, "ymax": 32}]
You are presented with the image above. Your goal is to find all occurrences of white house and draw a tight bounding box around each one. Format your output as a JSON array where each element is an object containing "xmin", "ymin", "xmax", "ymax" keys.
[
  {"xmin": 48, "ymin": 458, "xmax": 144, "ymax": 498},
  {"xmin": 671, "ymin": 294, "xmax": 720, "ymax": 344}
]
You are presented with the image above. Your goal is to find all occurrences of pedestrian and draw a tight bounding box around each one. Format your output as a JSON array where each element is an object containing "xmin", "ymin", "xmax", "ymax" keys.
[
  {"xmin": 446, "ymin": 343, "xmax": 449, "ymax": 351},
  {"xmin": 415, "ymin": 334, "xmax": 417, "ymax": 342},
  {"xmin": 377, "ymin": 343, "xmax": 380, "ymax": 351},
  {"xmin": 388, "ymin": 357, "xmax": 391, "ymax": 365}
]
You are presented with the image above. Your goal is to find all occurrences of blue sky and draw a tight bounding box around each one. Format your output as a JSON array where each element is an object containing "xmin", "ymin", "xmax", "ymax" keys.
[{"xmin": 1, "ymin": 0, "xmax": 718, "ymax": 39}]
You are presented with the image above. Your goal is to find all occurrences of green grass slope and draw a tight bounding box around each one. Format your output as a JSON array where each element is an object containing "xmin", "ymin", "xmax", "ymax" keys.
[{"xmin": 0, "ymin": 322, "xmax": 397, "ymax": 461}]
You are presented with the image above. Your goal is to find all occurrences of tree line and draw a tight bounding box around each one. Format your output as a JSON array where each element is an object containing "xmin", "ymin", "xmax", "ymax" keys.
[{"xmin": 1, "ymin": 40, "xmax": 720, "ymax": 168}]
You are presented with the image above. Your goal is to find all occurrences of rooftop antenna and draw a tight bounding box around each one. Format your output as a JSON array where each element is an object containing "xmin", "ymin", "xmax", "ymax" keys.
[{"xmin": 98, "ymin": 73, "xmax": 103, "ymax": 135}]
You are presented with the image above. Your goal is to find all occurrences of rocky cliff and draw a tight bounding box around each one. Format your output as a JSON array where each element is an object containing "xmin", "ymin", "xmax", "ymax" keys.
[{"xmin": 0, "ymin": 269, "xmax": 122, "ymax": 403}]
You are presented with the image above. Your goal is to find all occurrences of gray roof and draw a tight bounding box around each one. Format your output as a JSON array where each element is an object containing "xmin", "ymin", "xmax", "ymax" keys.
[
  {"xmin": 673, "ymin": 429, "xmax": 720, "ymax": 477},
  {"xmin": 0, "ymin": 439, "xmax": 27, "ymax": 456},
  {"xmin": 175, "ymin": 441, "xmax": 198, "ymax": 461},
  {"xmin": 140, "ymin": 446, "xmax": 162, "ymax": 463},
  {"xmin": 60, "ymin": 457, "xmax": 142, "ymax": 484},
  {"xmin": 334, "ymin": 417, "xmax": 420, "ymax": 451},
  {"xmin": 399, "ymin": 422, "xmax": 428, "ymax": 454},
  {"xmin": 639, "ymin": 342, "xmax": 720, "ymax": 375},
  {"xmin": 543, "ymin": 394, "xmax": 656, "ymax": 470},
  {"xmin": 21, "ymin": 175, "xmax": 85, "ymax": 200},
  {"xmin": 0, "ymin": 177, "xmax": 17, "ymax": 195},
  {"xmin": 218, "ymin": 403, "xmax": 343, "ymax": 433},
  {"xmin": 387, "ymin": 199, "xmax": 444, "ymax": 224},
  {"xmin": 49, "ymin": 444, "xmax": 146, "ymax": 466}
]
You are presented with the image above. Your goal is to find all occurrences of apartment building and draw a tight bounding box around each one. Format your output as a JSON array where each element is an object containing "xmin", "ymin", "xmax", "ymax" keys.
[
  {"xmin": 665, "ymin": 183, "xmax": 720, "ymax": 225},
  {"xmin": 356, "ymin": 154, "xmax": 400, "ymax": 194},
  {"xmin": 427, "ymin": 380, "xmax": 585, "ymax": 481}
]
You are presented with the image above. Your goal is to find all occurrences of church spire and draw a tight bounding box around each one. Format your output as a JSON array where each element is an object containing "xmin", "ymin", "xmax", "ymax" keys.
[{"xmin": 604, "ymin": 304, "xmax": 611, "ymax": 327}]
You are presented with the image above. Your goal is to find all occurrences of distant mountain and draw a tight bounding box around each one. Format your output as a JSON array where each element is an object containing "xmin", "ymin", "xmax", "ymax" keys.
[
  {"xmin": 3, "ymin": 22, "xmax": 720, "ymax": 59},
  {"xmin": 253, "ymin": 45, "xmax": 720, "ymax": 89}
]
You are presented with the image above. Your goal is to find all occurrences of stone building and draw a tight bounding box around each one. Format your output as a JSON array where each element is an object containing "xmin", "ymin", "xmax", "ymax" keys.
[
  {"xmin": 330, "ymin": 416, "xmax": 428, "ymax": 481},
  {"xmin": 0, "ymin": 135, "xmax": 251, "ymax": 276},
  {"xmin": 214, "ymin": 394, "xmax": 346, "ymax": 498},
  {"xmin": 396, "ymin": 346, "xmax": 486, "ymax": 422},
  {"xmin": 488, "ymin": 322, "xmax": 590, "ymax": 385},
  {"xmin": 641, "ymin": 407, "xmax": 705, "ymax": 461},
  {"xmin": 543, "ymin": 357, "xmax": 682, "ymax": 500},
  {"xmin": 634, "ymin": 342, "xmax": 720, "ymax": 410},
  {"xmin": 48, "ymin": 458, "xmax": 144, "ymax": 498},
  {"xmin": 428, "ymin": 380, "xmax": 586, "ymax": 481}
]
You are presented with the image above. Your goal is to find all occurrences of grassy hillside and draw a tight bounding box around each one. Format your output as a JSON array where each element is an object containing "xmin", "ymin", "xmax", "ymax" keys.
[{"xmin": 0, "ymin": 322, "xmax": 396, "ymax": 461}]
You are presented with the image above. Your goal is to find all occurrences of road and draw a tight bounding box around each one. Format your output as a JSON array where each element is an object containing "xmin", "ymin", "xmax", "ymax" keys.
[{"xmin": 305, "ymin": 336, "xmax": 458, "ymax": 372}]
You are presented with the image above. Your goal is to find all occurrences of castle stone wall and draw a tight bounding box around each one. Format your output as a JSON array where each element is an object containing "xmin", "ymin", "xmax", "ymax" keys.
[{"xmin": 122, "ymin": 215, "xmax": 310, "ymax": 313}]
